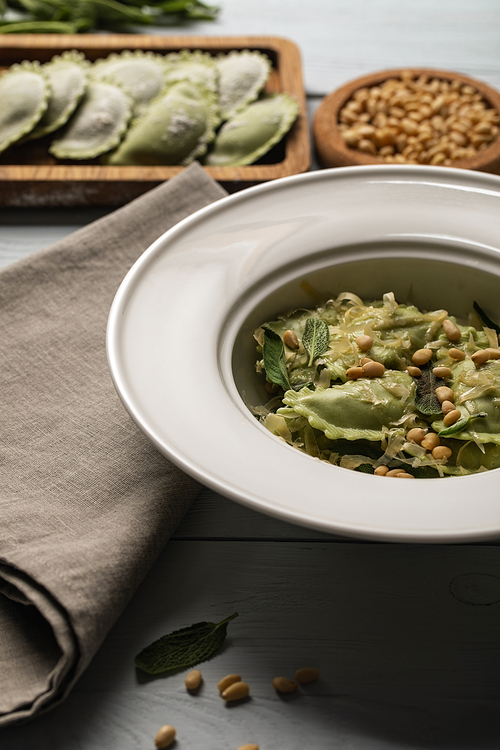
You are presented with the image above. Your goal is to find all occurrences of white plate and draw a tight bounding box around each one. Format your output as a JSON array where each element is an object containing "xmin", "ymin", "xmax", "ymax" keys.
[{"xmin": 107, "ymin": 166, "xmax": 500, "ymax": 543}]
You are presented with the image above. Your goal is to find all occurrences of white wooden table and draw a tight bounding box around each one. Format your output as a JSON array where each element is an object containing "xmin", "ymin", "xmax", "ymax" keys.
[{"xmin": 2, "ymin": 2, "xmax": 500, "ymax": 748}]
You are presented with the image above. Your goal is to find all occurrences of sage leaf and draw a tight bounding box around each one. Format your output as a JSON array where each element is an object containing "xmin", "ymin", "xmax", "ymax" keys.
[
  {"xmin": 302, "ymin": 317, "xmax": 330, "ymax": 367},
  {"xmin": 135, "ymin": 612, "xmax": 238, "ymax": 675},
  {"xmin": 473, "ymin": 301, "xmax": 500, "ymax": 335},
  {"xmin": 434, "ymin": 407, "xmax": 487, "ymax": 437},
  {"xmin": 413, "ymin": 363, "xmax": 444, "ymax": 416},
  {"xmin": 262, "ymin": 325, "xmax": 291, "ymax": 391}
]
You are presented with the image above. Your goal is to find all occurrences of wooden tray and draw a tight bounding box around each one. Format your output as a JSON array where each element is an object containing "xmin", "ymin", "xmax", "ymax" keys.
[{"xmin": 0, "ymin": 34, "xmax": 310, "ymax": 206}]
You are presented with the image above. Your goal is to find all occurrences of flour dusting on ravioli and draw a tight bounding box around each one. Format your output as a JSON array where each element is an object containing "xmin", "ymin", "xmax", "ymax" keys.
[
  {"xmin": 0, "ymin": 61, "xmax": 49, "ymax": 153},
  {"xmin": 106, "ymin": 81, "xmax": 220, "ymax": 166},
  {"xmin": 28, "ymin": 51, "xmax": 90, "ymax": 140},
  {"xmin": 92, "ymin": 50, "xmax": 166, "ymax": 113},
  {"xmin": 49, "ymin": 81, "xmax": 132, "ymax": 160},
  {"xmin": 216, "ymin": 50, "xmax": 271, "ymax": 120}
]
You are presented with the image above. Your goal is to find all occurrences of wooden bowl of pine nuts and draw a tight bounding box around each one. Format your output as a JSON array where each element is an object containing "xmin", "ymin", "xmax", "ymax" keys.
[{"xmin": 313, "ymin": 68, "xmax": 500, "ymax": 172}]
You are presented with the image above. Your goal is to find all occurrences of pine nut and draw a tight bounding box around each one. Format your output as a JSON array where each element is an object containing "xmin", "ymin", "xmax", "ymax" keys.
[
  {"xmin": 407, "ymin": 427, "xmax": 426, "ymax": 443},
  {"xmin": 396, "ymin": 472, "xmax": 415, "ymax": 478},
  {"xmin": 218, "ymin": 674, "xmax": 242, "ymax": 693},
  {"xmin": 283, "ymin": 329, "xmax": 299, "ymax": 349},
  {"xmin": 295, "ymin": 667, "xmax": 321, "ymax": 684},
  {"xmin": 433, "ymin": 366, "xmax": 452, "ymax": 378},
  {"xmin": 421, "ymin": 432, "xmax": 440, "ymax": 451},
  {"xmin": 374, "ymin": 465, "xmax": 390, "ymax": 475},
  {"xmin": 442, "ymin": 319, "xmax": 461, "ymax": 340},
  {"xmin": 449, "ymin": 347, "xmax": 465, "ymax": 360},
  {"xmin": 472, "ymin": 349, "xmax": 492, "ymax": 365},
  {"xmin": 339, "ymin": 74, "xmax": 498, "ymax": 165},
  {"xmin": 272, "ymin": 677, "xmax": 298, "ymax": 693},
  {"xmin": 432, "ymin": 445, "xmax": 453, "ymax": 460},
  {"xmin": 407, "ymin": 365, "xmax": 422, "ymax": 377},
  {"xmin": 441, "ymin": 400, "xmax": 455, "ymax": 414},
  {"xmin": 443, "ymin": 409, "xmax": 461, "ymax": 426},
  {"xmin": 362, "ymin": 360, "xmax": 385, "ymax": 378},
  {"xmin": 346, "ymin": 366, "xmax": 364, "ymax": 379},
  {"xmin": 360, "ymin": 357, "xmax": 373, "ymax": 365},
  {"xmin": 155, "ymin": 725, "xmax": 176, "ymax": 749},
  {"xmin": 222, "ymin": 681, "xmax": 250, "ymax": 702},
  {"xmin": 486, "ymin": 348, "xmax": 500, "ymax": 359},
  {"xmin": 236, "ymin": 745, "xmax": 260, "ymax": 750},
  {"xmin": 185, "ymin": 669, "xmax": 202, "ymax": 690},
  {"xmin": 386, "ymin": 469, "xmax": 406, "ymax": 477},
  {"xmin": 412, "ymin": 348, "xmax": 433, "ymax": 365},
  {"xmin": 356, "ymin": 334, "xmax": 373, "ymax": 351},
  {"xmin": 435, "ymin": 386, "xmax": 454, "ymax": 403}
]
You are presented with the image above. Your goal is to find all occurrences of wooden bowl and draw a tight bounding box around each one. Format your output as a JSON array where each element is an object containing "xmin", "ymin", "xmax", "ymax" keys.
[{"xmin": 313, "ymin": 67, "xmax": 500, "ymax": 174}]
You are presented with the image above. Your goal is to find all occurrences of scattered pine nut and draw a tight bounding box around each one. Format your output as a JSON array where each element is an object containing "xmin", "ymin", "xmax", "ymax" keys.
[
  {"xmin": 294, "ymin": 667, "xmax": 320, "ymax": 684},
  {"xmin": 443, "ymin": 319, "xmax": 461, "ymax": 341},
  {"xmin": 432, "ymin": 445, "xmax": 453, "ymax": 460},
  {"xmin": 407, "ymin": 427, "xmax": 426, "ymax": 443},
  {"xmin": 435, "ymin": 386, "xmax": 454, "ymax": 403},
  {"xmin": 185, "ymin": 669, "xmax": 202, "ymax": 691},
  {"xmin": 471, "ymin": 349, "xmax": 492, "ymax": 365},
  {"xmin": 283, "ymin": 329, "xmax": 300, "ymax": 349},
  {"xmin": 272, "ymin": 677, "xmax": 298, "ymax": 693},
  {"xmin": 396, "ymin": 472, "xmax": 415, "ymax": 478},
  {"xmin": 433, "ymin": 365, "xmax": 452, "ymax": 378},
  {"xmin": 421, "ymin": 432, "xmax": 440, "ymax": 451},
  {"xmin": 218, "ymin": 674, "xmax": 242, "ymax": 693},
  {"xmin": 386, "ymin": 468, "xmax": 406, "ymax": 477},
  {"xmin": 443, "ymin": 409, "xmax": 461, "ymax": 426},
  {"xmin": 486, "ymin": 348, "xmax": 500, "ymax": 360},
  {"xmin": 374, "ymin": 465, "xmax": 390, "ymax": 475},
  {"xmin": 154, "ymin": 725, "xmax": 176, "ymax": 749},
  {"xmin": 441, "ymin": 400, "xmax": 455, "ymax": 414},
  {"xmin": 360, "ymin": 357, "xmax": 373, "ymax": 365},
  {"xmin": 412, "ymin": 348, "xmax": 433, "ymax": 365},
  {"xmin": 407, "ymin": 365, "xmax": 422, "ymax": 377},
  {"xmin": 222, "ymin": 681, "xmax": 250, "ymax": 702},
  {"xmin": 356, "ymin": 334, "xmax": 373, "ymax": 351},
  {"xmin": 449, "ymin": 347, "xmax": 465, "ymax": 360},
  {"xmin": 362, "ymin": 360, "xmax": 385, "ymax": 378},
  {"xmin": 346, "ymin": 366, "xmax": 364, "ymax": 379}
]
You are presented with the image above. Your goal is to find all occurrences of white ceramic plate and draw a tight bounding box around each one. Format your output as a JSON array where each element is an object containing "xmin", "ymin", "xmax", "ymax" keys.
[{"xmin": 107, "ymin": 166, "xmax": 500, "ymax": 543}]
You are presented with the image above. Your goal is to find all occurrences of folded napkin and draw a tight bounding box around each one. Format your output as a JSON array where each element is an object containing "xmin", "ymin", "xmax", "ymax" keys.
[{"xmin": 0, "ymin": 163, "xmax": 227, "ymax": 726}]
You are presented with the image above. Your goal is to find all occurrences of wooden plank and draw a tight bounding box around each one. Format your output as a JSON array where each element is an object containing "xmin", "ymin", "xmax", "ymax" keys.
[
  {"xmin": 0, "ymin": 34, "xmax": 310, "ymax": 206},
  {"xmin": 1, "ymin": 540, "xmax": 499, "ymax": 748}
]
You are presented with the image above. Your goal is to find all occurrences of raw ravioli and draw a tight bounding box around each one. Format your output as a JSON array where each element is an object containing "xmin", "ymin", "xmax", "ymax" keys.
[
  {"xmin": 28, "ymin": 51, "xmax": 89, "ymax": 140},
  {"xmin": 0, "ymin": 61, "xmax": 49, "ymax": 153},
  {"xmin": 92, "ymin": 50, "xmax": 166, "ymax": 112},
  {"xmin": 49, "ymin": 81, "xmax": 132, "ymax": 160},
  {"xmin": 216, "ymin": 50, "xmax": 271, "ymax": 119},
  {"xmin": 106, "ymin": 81, "xmax": 219, "ymax": 167},
  {"xmin": 164, "ymin": 50, "xmax": 218, "ymax": 92},
  {"xmin": 204, "ymin": 93, "xmax": 299, "ymax": 166}
]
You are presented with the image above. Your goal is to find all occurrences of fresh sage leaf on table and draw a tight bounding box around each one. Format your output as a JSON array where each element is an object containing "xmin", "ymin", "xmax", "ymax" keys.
[
  {"xmin": 135, "ymin": 612, "xmax": 238, "ymax": 675},
  {"xmin": 413, "ymin": 363, "xmax": 444, "ymax": 416},
  {"xmin": 302, "ymin": 317, "xmax": 329, "ymax": 367},
  {"xmin": 262, "ymin": 325, "xmax": 291, "ymax": 391},
  {"xmin": 473, "ymin": 301, "xmax": 500, "ymax": 335}
]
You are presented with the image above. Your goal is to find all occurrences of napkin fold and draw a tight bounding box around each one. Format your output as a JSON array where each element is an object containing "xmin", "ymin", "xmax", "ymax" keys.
[{"xmin": 0, "ymin": 163, "xmax": 227, "ymax": 726}]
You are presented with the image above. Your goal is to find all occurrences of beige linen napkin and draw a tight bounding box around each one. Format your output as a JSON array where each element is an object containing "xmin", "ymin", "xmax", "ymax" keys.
[{"xmin": 0, "ymin": 163, "xmax": 227, "ymax": 726}]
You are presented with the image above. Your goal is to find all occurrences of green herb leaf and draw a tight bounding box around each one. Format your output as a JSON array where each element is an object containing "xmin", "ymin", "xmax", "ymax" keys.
[
  {"xmin": 135, "ymin": 612, "xmax": 238, "ymax": 675},
  {"xmin": 413, "ymin": 363, "xmax": 444, "ymax": 416},
  {"xmin": 473, "ymin": 301, "xmax": 500, "ymax": 335},
  {"xmin": 302, "ymin": 317, "xmax": 330, "ymax": 367},
  {"xmin": 434, "ymin": 407, "xmax": 487, "ymax": 437},
  {"xmin": 262, "ymin": 325, "xmax": 291, "ymax": 391}
]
